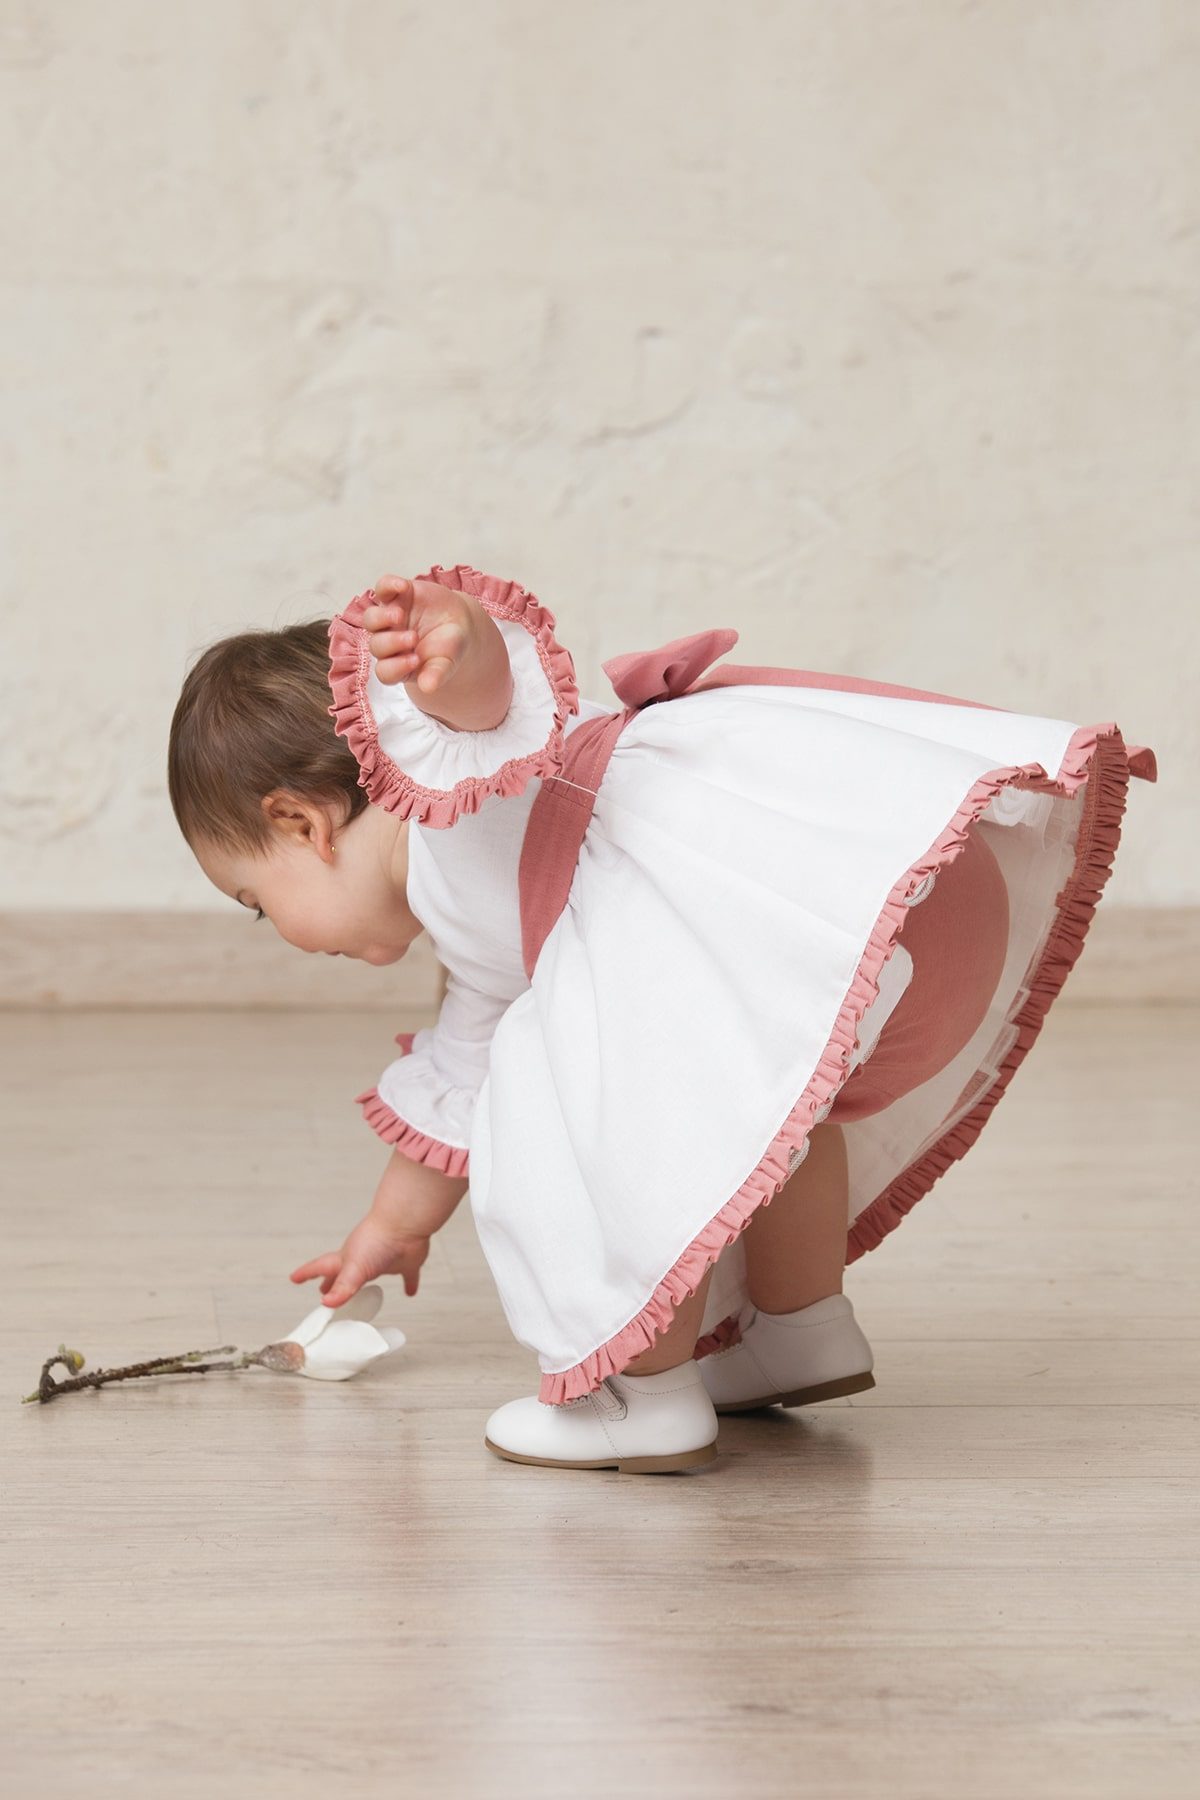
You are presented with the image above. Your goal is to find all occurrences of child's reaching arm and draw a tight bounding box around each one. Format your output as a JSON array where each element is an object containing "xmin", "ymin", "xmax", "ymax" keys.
[
  {"xmin": 290, "ymin": 967, "xmax": 510, "ymax": 1309},
  {"xmin": 290, "ymin": 1151, "xmax": 468, "ymax": 1309}
]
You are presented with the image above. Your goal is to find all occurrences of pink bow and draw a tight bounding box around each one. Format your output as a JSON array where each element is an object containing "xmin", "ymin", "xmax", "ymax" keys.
[{"xmin": 601, "ymin": 627, "xmax": 739, "ymax": 711}]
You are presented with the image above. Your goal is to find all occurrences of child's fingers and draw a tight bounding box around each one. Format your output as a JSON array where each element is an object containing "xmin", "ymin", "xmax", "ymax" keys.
[
  {"xmin": 367, "ymin": 640, "xmax": 419, "ymax": 682},
  {"xmin": 289, "ymin": 1253, "xmax": 341, "ymax": 1285},
  {"xmin": 416, "ymin": 655, "xmax": 456, "ymax": 695},
  {"xmin": 320, "ymin": 1263, "xmax": 368, "ymax": 1308},
  {"xmin": 374, "ymin": 653, "xmax": 420, "ymax": 687},
  {"xmin": 361, "ymin": 606, "xmax": 410, "ymax": 635},
  {"xmin": 363, "ymin": 579, "xmax": 413, "ymax": 630},
  {"xmin": 372, "ymin": 575, "xmax": 412, "ymax": 603},
  {"xmin": 362, "ymin": 582, "xmax": 414, "ymax": 636},
  {"xmin": 365, "ymin": 626, "xmax": 416, "ymax": 659}
]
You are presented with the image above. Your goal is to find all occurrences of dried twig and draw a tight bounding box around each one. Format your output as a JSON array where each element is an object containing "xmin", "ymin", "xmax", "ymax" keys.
[{"xmin": 20, "ymin": 1339, "xmax": 299, "ymax": 1405}]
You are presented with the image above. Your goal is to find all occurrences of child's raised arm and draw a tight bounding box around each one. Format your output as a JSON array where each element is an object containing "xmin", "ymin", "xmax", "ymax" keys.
[
  {"xmin": 327, "ymin": 562, "xmax": 581, "ymax": 830},
  {"xmin": 360, "ymin": 574, "xmax": 514, "ymax": 733}
]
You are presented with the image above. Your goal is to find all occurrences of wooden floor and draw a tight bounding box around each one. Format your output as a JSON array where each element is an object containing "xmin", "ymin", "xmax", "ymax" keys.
[{"xmin": 4, "ymin": 1002, "xmax": 1198, "ymax": 1798}]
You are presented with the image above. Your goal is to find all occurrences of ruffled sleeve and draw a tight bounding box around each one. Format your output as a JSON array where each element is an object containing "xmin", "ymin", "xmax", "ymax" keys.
[
  {"xmin": 326, "ymin": 562, "xmax": 580, "ymax": 829},
  {"xmin": 353, "ymin": 969, "xmax": 514, "ymax": 1177}
]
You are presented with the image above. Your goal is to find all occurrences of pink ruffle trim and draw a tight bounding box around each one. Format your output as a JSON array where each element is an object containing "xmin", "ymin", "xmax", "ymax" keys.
[
  {"xmin": 353, "ymin": 1084, "xmax": 471, "ymax": 1178},
  {"xmin": 537, "ymin": 724, "xmax": 1150, "ymax": 1404},
  {"xmin": 326, "ymin": 562, "xmax": 580, "ymax": 828}
]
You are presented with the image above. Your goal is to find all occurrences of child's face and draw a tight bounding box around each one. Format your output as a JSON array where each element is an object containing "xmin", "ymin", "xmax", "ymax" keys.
[{"xmin": 193, "ymin": 792, "xmax": 425, "ymax": 967}]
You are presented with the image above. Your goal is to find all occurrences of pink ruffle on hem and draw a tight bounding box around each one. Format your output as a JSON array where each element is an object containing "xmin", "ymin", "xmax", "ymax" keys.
[
  {"xmin": 326, "ymin": 563, "xmax": 581, "ymax": 828},
  {"xmin": 353, "ymin": 1084, "xmax": 470, "ymax": 1178},
  {"xmin": 538, "ymin": 724, "xmax": 1148, "ymax": 1404}
]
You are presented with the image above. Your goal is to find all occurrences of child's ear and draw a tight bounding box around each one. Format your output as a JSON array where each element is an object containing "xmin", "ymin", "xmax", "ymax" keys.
[
  {"xmin": 261, "ymin": 788, "xmax": 304, "ymax": 831},
  {"xmin": 260, "ymin": 789, "xmax": 334, "ymax": 856}
]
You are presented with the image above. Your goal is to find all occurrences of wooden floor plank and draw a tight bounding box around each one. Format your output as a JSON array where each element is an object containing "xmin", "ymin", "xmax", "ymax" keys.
[{"xmin": 4, "ymin": 1004, "xmax": 1198, "ymax": 1798}]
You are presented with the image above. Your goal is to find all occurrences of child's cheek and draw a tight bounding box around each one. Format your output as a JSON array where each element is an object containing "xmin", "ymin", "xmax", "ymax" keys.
[{"xmin": 270, "ymin": 905, "xmax": 331, "ymax": 957}]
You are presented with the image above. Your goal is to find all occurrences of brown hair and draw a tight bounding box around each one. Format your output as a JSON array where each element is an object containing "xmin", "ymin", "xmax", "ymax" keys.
[{"xmin": 167, "ymin": 619, "xmax": 370, "ymax": 857}]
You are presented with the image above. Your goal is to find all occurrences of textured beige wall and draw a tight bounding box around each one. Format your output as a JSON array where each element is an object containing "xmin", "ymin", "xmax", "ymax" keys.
[{"xmin": 1, "ymin": 1, "xmax": 1192, "ymax": 911}]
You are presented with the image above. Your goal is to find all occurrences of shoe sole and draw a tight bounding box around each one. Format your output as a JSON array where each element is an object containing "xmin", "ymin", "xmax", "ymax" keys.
[
  {"xmin": 483, "ymin": 1436, "xmax": 718, "ymax": 1474},
  {"xmin": 713, "ymin": 1370, "xmax": 876, "ymax": 1415}
]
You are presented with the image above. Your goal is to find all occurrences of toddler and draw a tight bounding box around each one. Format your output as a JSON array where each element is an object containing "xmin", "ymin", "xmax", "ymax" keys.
[{"xmin": 169, "ymin": 564, "xmax": 1155, "ymax": 1473}]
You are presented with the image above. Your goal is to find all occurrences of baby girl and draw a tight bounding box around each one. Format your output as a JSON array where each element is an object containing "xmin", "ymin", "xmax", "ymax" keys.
[{"xmin": 169, "ymin": 565, "xmax": 1153, "ymax": 1473}]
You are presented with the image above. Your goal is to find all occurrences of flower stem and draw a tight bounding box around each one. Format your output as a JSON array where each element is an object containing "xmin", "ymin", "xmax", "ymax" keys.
[{"xmin": 21, "ymin": 1342, "xmax": 265, "ymax": 1405}]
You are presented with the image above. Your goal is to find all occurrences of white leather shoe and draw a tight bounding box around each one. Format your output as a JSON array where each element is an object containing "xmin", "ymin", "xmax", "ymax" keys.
[
  {"xmin": 698, "ymin": 1294, "xmax": 875, "ymax": 1414},
  {"xmin": 485, "ymin": 1359, "xmax": 719, "ymax": 1474}
]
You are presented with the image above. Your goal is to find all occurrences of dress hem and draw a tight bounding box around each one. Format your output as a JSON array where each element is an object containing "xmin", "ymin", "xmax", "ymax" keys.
[{"xmin": 536, "ymin": 722, "xmax": 1149, "ymax": 1405}]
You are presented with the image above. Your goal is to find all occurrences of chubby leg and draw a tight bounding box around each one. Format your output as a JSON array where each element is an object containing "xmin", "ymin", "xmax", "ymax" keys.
[
  {"xmin": 742, "ymin": 1121, "xmax": 849, "ymax": 1313},
  {"xmin": 620, "ymin": 1123, "xmax": 849, "ymax": 1375},
  {"xmin": 695, "ymin": 1122, "xmax": 873, "ymax": 1412},
  {"xmin": 621, "ymin": 1266, "xmax": 714, "ymax": 1376}
]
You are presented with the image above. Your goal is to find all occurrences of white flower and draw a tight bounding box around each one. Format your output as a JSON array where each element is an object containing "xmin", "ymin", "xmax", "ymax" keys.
[{"xmin": 260, "ymin": 1284, "xmax": 407, "ymax": 1382}]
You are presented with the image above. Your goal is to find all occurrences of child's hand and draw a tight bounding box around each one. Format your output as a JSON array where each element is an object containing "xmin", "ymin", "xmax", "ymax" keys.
[
  {"xmin": 289, "ymin": 1210, "xmax": 431, "ymax": 1309},
  {"xmin": 360, "ymin": 575, "xmax": 477, "ymax": 694}
]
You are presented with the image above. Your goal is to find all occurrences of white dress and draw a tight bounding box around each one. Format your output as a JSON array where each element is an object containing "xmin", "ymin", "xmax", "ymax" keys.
[{"xmin": 326, "ymin": 564, "xmax": 1156, "ymax": 1404}]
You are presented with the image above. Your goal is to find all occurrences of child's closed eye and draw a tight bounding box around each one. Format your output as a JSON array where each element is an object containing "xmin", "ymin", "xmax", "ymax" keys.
[{"xmin": 254, "ymin": 907, "xmax": 266, "ymax": 922}]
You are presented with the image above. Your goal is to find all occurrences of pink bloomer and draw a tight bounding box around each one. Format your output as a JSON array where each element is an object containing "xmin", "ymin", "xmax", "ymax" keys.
[{"xmin": 828, "ymin": 825, "xmax": 1011, "ymax": 1122}]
